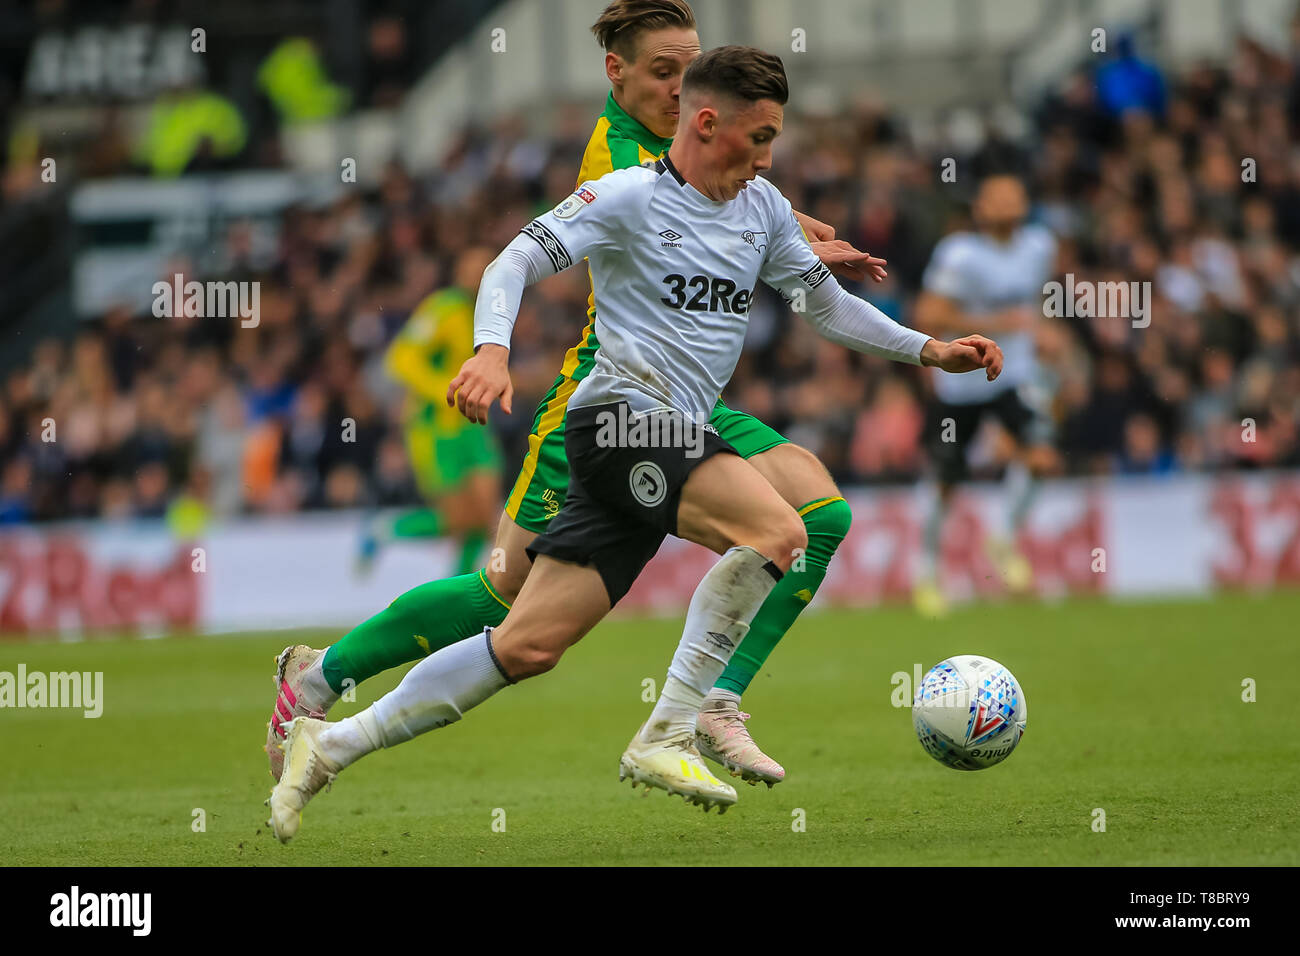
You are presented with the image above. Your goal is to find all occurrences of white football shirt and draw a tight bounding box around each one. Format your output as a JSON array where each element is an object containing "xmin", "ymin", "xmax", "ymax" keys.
[
  {"xmin": 476, "ymin": 155, "xmax": 929, "ymax": 418},
  {"xmin": 921, "ymin": 225, "xmax": 1056, "ymax": 405}
]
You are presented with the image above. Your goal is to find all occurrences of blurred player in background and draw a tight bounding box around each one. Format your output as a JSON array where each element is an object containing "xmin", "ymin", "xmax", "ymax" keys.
[
  {"xmin": 913, "ymin": 174, "xmax": 1061, "ymax": 617},
  {"xmin": 265, "ymin": 0, "xmax": 883, "ymax": 786},
  {"xmin": 357, "ymin": 247, "xmax": 503, "ymax": 578}
]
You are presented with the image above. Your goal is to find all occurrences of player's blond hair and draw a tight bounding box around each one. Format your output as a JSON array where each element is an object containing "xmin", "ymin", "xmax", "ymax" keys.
[{"xmin": 591, "ymin": 0, "xmax": 697, "ymax": 61}]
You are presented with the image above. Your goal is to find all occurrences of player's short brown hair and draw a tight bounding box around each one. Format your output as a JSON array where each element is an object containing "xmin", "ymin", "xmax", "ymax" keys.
[
  {"xmin": 681, "ymin": 45, "xmax": 788, "ymax": 107},
  {"xmin": 590, "ymin": 0, "xmax": 697, "ymax": 61}
]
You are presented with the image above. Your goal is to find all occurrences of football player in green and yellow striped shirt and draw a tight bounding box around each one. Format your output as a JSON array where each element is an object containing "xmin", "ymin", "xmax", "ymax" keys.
[{"xmin": 357, "ymin": 248, "xmax": 503, "ymax": 577}]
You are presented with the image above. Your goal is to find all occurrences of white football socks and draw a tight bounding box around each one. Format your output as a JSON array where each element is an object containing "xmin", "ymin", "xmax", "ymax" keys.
[
  {"xmin": 318, "ymin": 628, "xmax": 512, "ymax": 768},
  {"xmin": 299, "ymin": 655, "xmax": 340, "ymax": 714},
  {"xmin": 643, "ymin": 546, "xmax": 781, "ymax": 742},
  {"xmin": 705, "ymin": 687, "xmax": 743, "ymax": 709}
]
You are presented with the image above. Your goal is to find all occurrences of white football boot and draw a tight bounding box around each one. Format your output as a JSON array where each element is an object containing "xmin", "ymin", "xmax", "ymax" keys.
[
  {"xmin": 987, "ymin": 536, "xmax": 1034, "ymax": 595},
  {"xmin": 267, "ymin": 717, "xmax": 341, "ymax": 844},
  {"xmin": 695, "ymin": 699, "xmax": 785, "ymax": 787},
  {"xmin": 265, "ymin": 645, "xmax": 328, "ymax": 781},
  {"xmin": 619, "ymin": 724, "xmax": 737, "ymax": 813}
]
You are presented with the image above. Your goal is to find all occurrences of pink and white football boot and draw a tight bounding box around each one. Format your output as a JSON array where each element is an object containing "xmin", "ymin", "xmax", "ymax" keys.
[
  {"xmin": 695, "ymin": 698, "xmax": 786, "ymax": 788},
  {"xmin": 264, "ymin": 645, "xmax": 328, "ymax": 781}
]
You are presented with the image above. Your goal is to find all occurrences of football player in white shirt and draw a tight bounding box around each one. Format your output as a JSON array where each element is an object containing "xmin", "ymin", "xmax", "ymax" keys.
[
  {"xmin": 262, "ymin": 0, "xmax": 887, "ymax": 793},
  {"xmin": 269, "ymin": 47, "xmax": 1002, "ymax": 838},
  {"xmin": 913, "ymin": 174, "xmax": 1061, "ymax": 617}
]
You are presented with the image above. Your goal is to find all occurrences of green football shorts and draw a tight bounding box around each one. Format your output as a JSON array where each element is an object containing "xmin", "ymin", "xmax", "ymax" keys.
[{"xmin": 406, "ymin": 401, "xmax": 503, "ymax": 498}]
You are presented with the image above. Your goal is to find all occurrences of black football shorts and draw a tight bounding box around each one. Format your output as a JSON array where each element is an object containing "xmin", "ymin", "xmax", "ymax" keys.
[{"xmin": 526, "ymin": 402, "xmax": 737, "ymax": 605}]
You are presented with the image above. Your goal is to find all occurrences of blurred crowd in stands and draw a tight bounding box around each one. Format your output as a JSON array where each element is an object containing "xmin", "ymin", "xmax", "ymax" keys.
[{"xmin": 3, "ymin": 25, "xmax": 1300, "ymax": 524}]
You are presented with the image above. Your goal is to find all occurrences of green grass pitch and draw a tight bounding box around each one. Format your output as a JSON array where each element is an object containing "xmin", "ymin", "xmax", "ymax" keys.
[{"xmin": 2, "ymin": 593, "xmax": 1298, "ymax": 866}]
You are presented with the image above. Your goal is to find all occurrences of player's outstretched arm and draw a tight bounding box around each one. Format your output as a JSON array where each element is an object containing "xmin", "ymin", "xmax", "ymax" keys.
[
  {"xmin": 793, "ymin": 209, "xmax": 834, "ymax": 242},
  {"xmin": 810, "ymin": 239, "xmax": 888, "ymax": 283},
  {"xmin": 763, "ymin": 192, "xmax": 1001, "ymax": 378},
  {"xmin": 793, "ymin": 209, "xmax": 887, "ymax": 283},
  {"xmin": 795, "ymin": 277, "xmax": 1003, "ymax": 381}
]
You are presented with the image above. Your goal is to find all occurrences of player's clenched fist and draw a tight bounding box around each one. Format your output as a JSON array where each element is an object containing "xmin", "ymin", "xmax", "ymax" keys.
[
  {"xmin": 447, "ymin": 343, "xmax": 514, "ymax": 424},
  {"xmin": 920, "ymin": 334, "xmax": 1005, "ymax": 382}
]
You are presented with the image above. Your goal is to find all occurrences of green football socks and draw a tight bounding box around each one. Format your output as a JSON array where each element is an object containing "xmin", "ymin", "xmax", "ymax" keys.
[
  {"xmin": 390, "ymin": 508, "xmax": 445, "ymax": 539},
  {"xmin": 321, "ymin": 569, "xmax": 510, "ymax": 694},
  {"xmin": 712, "ymin": 496, "xmax": 852, "ymax": 696},
  {"xmin": 387, "ymin": 511, "xmax": 485, "ymax": 574}
]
